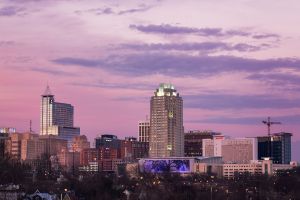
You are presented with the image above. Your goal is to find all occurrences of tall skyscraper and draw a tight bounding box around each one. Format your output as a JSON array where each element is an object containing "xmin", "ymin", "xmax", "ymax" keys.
[
  {"xmin": 149, "ymin": 83, "xmax": 184, "ymax": 158},
  {"xmin": 138, "ymin": 120, "xmax": 150, "ymax": 142},
  {"xmin": 257, "ymin": 132, "xmax": 292, "ymax": 164},
  {"xmin": 40, "ymin": 85, "xmax": 80, "ymax": 147}
]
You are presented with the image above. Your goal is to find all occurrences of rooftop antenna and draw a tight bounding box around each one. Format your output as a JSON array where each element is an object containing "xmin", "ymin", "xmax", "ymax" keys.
[
  {"xmin": 30, "ymin": 120, "xmax": 32, "ymax": 133},
  {"xmin": 262, "ymin": 117, "xmax": 281, "ymax": 136}
]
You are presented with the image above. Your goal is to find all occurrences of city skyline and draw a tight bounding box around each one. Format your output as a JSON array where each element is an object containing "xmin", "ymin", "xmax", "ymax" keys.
[{"xmin": 1, "ymin": 0, "xmax": 300, "ymax": 151}]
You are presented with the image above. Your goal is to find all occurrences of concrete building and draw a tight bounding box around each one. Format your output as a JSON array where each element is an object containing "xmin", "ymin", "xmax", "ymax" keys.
[
  {"xmin": 149, "ymin": 83, "xmax": 184, "ymax": 158},
  {"xmin": 95, "ymin": 134, "xmax": 120, "ymax": 149},
  {"xmin": 120, "ymin": 137, "xmax": 149, "ymax": 161},
  {"xmin": 39, "ymin": 135, "xmax": 68, "ymax": 156},
  {"xmin": 80, "ymin": 148, "xmax": 98, "ymax": 166},
  {"xmin": 80, "ymin": 147, "xmax": 123, "ymax": 172},
  {"xmin": 257, "ymin": 132, "xmax": 292, "ymax": 164},
  {"xmin": 71, "ymin": 135, "xmax": 90, "ymax": 152},
  {"xmin": 0, "ymin": 127, "xmax": 16, "ymax": 134},
  {"xmin": 138, "ymin": 120, "xmax": 150, "ymax": 142},
  {"xmin": 203, "ymin": 136, "xmax": 257, "ymax": 163},
  {"xmin": 40, "ymin": 85, "xmax": 80, "ymax": 147},
  {"xmin": 7, "ymin": 132, "xmax": 35, "ymax": 160},
  {"xmin": 58, "ymin": 150, "xmax": 80, "ymax": 171},
  {"xmin": 222, "ymin": 138, "xmax": 258, "ymax": 163},
  {"xmin": 203, "ymin": 135, "xmax": 225, "ymax": 157},
  {"xmin": 184, "ymin": 130, "xmax": 220, "ymax": 157},
  {"xmin": 0, "ymin": 133, "xmax": 8, "ymax": 159},
  {"xmin": 21, "ymin": 135, "xmax": 46, "ymax": 160}
]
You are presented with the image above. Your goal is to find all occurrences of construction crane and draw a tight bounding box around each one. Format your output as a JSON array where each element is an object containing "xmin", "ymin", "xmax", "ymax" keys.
[{"xmin": 262, "ymin": 117, "xmax": 281, "ymax": 136}]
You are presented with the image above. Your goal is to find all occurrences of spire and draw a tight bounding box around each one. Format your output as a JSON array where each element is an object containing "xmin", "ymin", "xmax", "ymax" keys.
[{"xmin": 42, "ymin": 84, "xmax": 53, "ymax": 96}]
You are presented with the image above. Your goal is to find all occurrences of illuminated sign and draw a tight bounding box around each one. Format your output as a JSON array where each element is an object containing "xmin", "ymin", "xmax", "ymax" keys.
[{"xmin": 143, "ymin": 159, "xmax": 190, "ymax": 173}]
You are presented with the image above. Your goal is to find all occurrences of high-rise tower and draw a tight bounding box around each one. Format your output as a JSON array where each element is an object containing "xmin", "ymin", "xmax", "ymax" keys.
[
  {"xmin": 40, "ymin": 85, "xmax": 55, "ymax": 136},
  {"xmin": 40, "ymin": 85, "xmax": 80, "ymax": 147},
  {"xmin": 149, "ymin": 83, "xmax": 184, "ymax": 157}
]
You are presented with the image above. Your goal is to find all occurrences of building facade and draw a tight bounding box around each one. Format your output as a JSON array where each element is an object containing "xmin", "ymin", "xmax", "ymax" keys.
[
  {"xmin": 120, "ymin": 137, "xmax": 149, "ymax": 161},
  {"xmin": 203, "ymin": 136, "xmax": 257, "ymax": 163},
  {"xmin": 203, "ymin": 135, "xmax": 225, "ymax": 157},
  {"xmin": 0, "ymin": 133, "xmax": 8, "ymax": 159},
  {"xmin": 184, "ymin": 130, "xmax": 220, "ymax": 157},
  {"xmin": 138, "ymin": 120, "xmax": 150, "ymax": 142},
  {"xmin": 72, "ymin": 135, "xmax": 90, "ymax": 152},
  {"xmin": 257, "ymin": 132, "xmax": 292, "ymax": 164},
  {"xmin": 40, "ymin": 85, "xmax": 80, "ymax": 147},
  {"xmin": 95, "ymin": 134, "xmax": 120, "ymax": 149},
  {"xmin": 149, "ymin": 83, "xmax": 184, "ymax": 158}
]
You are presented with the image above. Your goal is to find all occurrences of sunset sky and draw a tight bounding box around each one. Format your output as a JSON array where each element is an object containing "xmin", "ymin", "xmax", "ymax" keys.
[{"xmin": 1, "ymin": 0, "xmax": 300, "ymax": 158}]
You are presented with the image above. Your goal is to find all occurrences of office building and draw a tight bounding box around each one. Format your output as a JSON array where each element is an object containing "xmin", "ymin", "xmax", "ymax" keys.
[
  {"xmin": 39, "ymin": 135, "xmax": 68, "ymax": 156},
  {"xmin": 257, "ymin": 132, "xmax": 292, "ymax": 164},
  {"xmin": 221, "ymin": 138, "xmax": 257, "ymax": 163},
  {"xmin": 80, "ymin": 148, "xmax": 98, "ymax": 166},
  {"xmin": 149, "ymin": 83, "xmax": 184, "ymax": 158},
  {"xmin": 40, "ymin": 85, "xmax": 80, "ymax": 147},
  {"xmin": 203, "ymin": 135, "xmax": 225, "ymax": 157},
  {"xmin": 58, "ymin": 150, "xmax": 80, "ymax": 171},
  {"xmin": 0, "ymin": 133, "xmax": 9, "ymax": 159},
  {"xmin": 21, "ymin": 134, "xmax": 46, "ymax": 160},
  {"xmin": 95, "ymin": 134, "xmax": 120, "ymax": 151},
  {"xmin": 120, "ymin": 137, "xmax": 149, "ymax": 161},
  {"xmin": 203, "ymin": 136, "xmax": 257, "ymax": 163},
  {"xmin": 71, "ymin": 135, "xmax": 90, "ymax": 152},
  {"xmin": 7, "ymin": 132, "xmax": 34, "ymax": 160},
  {"xmin": 0, "ymin": 127, "xmax": 16, "ymax": 134},
  {"xmin": 138, "ymin": 120, "xmax": 150, "ymax": 142},
  {"xmin": 184, "ymin": 130, "xmax": 220, "ymax": 157}
]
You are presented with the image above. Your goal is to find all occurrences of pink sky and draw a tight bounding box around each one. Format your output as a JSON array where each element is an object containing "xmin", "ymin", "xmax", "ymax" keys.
[{"xmin": 1, "ymin": 0, "xmax": 300, "ymax": 158}]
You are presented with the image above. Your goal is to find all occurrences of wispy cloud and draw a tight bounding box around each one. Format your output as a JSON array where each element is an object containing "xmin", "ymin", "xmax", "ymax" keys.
[
  {"xmin": 130, "ymin": 24, "xmax": 225, "ymax": 36},
  {"xmin": 31, "ymin": 67, "xmax": 74, "ymax": 76},
  {"xmin": 52, "ymin": 54, "xmax": 300, "ymax": 77},
  {"xmin": 129, "ymin": 24, "xmax": 280, "ymax": 41},
  {"xmin": 121, "ymin": 42, "xmax": 264, "ymax": 52},
  {"xmin": 252, "ymin": 33, "xmax": 280, "ymax": 39},
  {"xmin": 187, "ymin": 114, "xmax": 300, "ymax": 125},
  {"xmin": 184, "ymin": 94, "xmax": 300, "ymax": 110},
  {"xmin": 0, "ymin": 6, "xmax": 26, "ymax": 16},
  {"xmin": 75, "ymin": 4, "xmax": 153, "ymax": 16},
  {"xmin": 0, "ymin": 41, "xmax": 15, "ymax": 46},
  {"xmin": 247, "ymin": 72, "xmax": 300, "ymax": 91},
  {"xmin": 71, "ymin": 81, "xmax": 155, "ymax": 91}
]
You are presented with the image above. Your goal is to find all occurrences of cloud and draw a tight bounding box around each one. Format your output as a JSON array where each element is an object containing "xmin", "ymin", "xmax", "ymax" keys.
[
  {"xmin": 0, "ymin": 41, "xmax": 15, "ymax": 46},
  {"xmin": 247, "ymin": 72, "xmax": 300, "ymax": 92},
  {"xmin": 187, "ymin": 114, "xmax": 300, "ymax": 125},
  {"xmin": 52, "ymin": 57, "xmax": 100, "ymax": 67},
  {"xmin": 76, "ymin": 4, "xmax": 152, "ymax": 16},
  {"xmin": 121, "ymin": 42, "xmax": 263, "ymax": 52},
  {"xmin": 252, "ymin": 33, "xmax": 280, "ymax": 39},
  {"xmin": 52, "ymin": 54, "xmax": 300, "ymax": 77},
  {"xmin": 31, "ymin": 67, "xmax": 74, "ymax": 76},
  {"xmin": 72, "ymin": 81, "xmax": 155, "ymax": 91},
  {"xmin": 0, "ymin": 6, "xmax": 26, "ymax": 16},
  {"xmin": 184, "ymin": 94, "xmax": 300, "ymax": 110},
  {"xmin": 129, "ymin": 24, "xmax": 224, "ymax": 36},
  {"xmin": 129, "ymin": 24, "xmax": 281, "ymax": 41},
  {"xmin": 118, "ymin": 4, "xmax": 153, "ymax": 15}
]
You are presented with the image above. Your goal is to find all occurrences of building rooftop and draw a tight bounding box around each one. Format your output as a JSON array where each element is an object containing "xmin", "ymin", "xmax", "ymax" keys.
[
  {"xmin": 42, "ymin": 84, "xmax": 53, "ymax": 96},
  {"xmin": 155, "ymin": 83, "xmax": 178, "ymax": 97}
]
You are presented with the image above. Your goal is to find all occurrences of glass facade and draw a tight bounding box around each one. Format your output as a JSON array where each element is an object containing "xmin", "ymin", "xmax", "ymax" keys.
[
  {"xmin": 40, "ymin": 85, "xmax": 80, "ymax": 147},
  {"xmin": 257, "ymin": 132, "xmax": 292, "ymax": 164}
]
